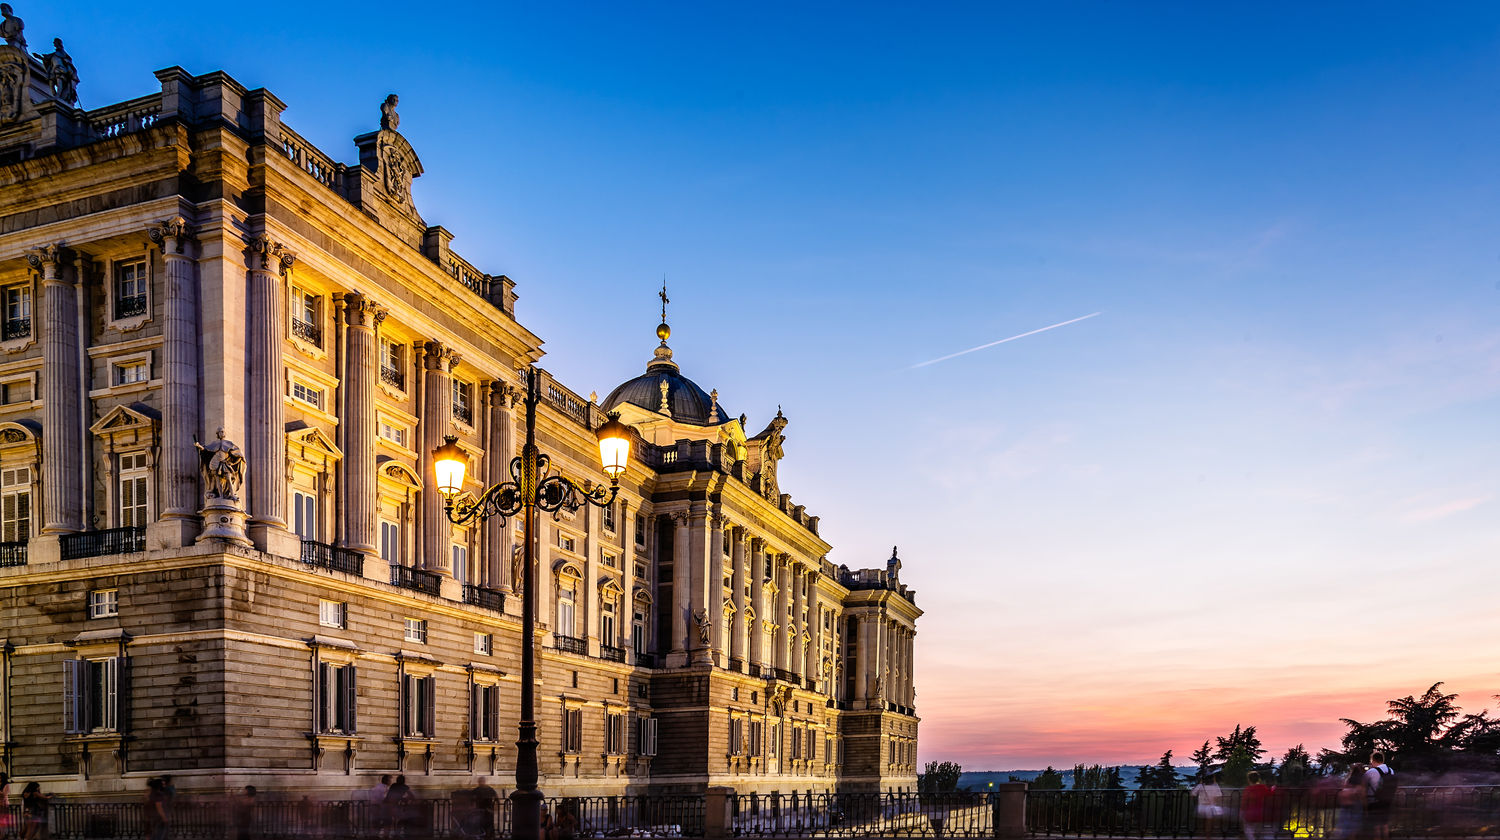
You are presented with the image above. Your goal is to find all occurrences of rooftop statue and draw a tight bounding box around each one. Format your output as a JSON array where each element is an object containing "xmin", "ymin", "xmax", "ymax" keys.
[
  {"xmin": 0, "ymin": 4, "xmax": 23, "ymax": 49},
  {"xmin": 380, "ymin": 93, "xmax": 399, "ymax": 131},
  {"xmin": 34, "ymin": 37, "xmax": 76, "ymax": 105}
]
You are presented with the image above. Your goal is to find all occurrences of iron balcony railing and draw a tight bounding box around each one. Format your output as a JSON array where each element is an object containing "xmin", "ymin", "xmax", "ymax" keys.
[
  {"xmin": 2, "ymin": 317, "xmax": 30, "ymax": 341},
  {"xmin": 390, "ymin": 565, "xmax": 442, "ymax": 596},
  {"xmin": 554, "ymin": 633, "xmax": 588, "ymax": 655},
  {"xmin": 115, "ymin": 295, "xmax": 148, "ymax": 318},
  {"xmin": 299, "ymin": 540, "xmax": 363, "ymax": 574},
  {"xmin": 733, "ymin": 790, "xmax": 995, "ymax": 837},
  {"xmin": 60, "ymin": 527, "xmax": 145, "ymax": 561},
  {"xmin": 0, "ymin": 540, "xmax": 25, "ymax": 567},
  {"xmin": 380, "ymin": 365, "xmax": 405, "ymax": 390},
  {"xmin": 291, "ymin": 317, "xmax": 321, "ymax": 347},
  {"xmin": 634, "ymin": 651, "xmax": 659, "ymax": 668},
  {"xmin": 462, "ymin": 584, "xmax": 505, "ymax": 612},
  {"xmin": 601, "ymin": 643, "xmax": 626, "ymax": 662},
  {"xmin": 453, "ymin": 403, "xmax": 473, "ymax": 426}
]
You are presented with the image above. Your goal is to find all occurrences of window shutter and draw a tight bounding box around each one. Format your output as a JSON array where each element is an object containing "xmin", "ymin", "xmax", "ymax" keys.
[
  {"xmin": 648, "ymin": 717, "xmax": 658, "ymax": 756},
  {"xmin": 423, "ymin": 677, "xmax": 436, "ymax": 738},
  {"xmin": 62, "ymin": 659, "xmax": 79, "ymax": 733},
  {"xmin": 344, "ymin": 666, "xmax": 358, "ymax": 734},
  {"xmin": 469, "ymin": 684, "xmax": 479, "ymax": 740},
  {"xmin": 400, "ymin": 674, "xmax": 411, "ymax": 737},
  {"xmin": 101, "ymin": 657, "xmax": 119, "ymax": 731},
  {"xmin": 16, "ymin": 490, "xmax": 28, "ymax": 541}
]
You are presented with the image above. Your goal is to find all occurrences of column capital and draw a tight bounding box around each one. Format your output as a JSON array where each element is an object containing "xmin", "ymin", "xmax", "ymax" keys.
[
  {"xmin": 244, "ymin": 234, "xmax": 294, "ymax": 274},
  {"xmin": 149, "ymin": 216, "xmax": 197, "ymax": 253},
  {"xmin": 421, "ymin": 340, "xmax": 460, "ymax": 372},
  {"xmin": 25, "ymin": 243, "xmax": 67, "ymax": 270},
  {"xmin": 341, "ymin": 292, "xmax": 387, "ymax": 327}
]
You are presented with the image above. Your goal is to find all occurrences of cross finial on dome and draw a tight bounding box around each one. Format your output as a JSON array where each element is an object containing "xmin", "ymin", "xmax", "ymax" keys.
[{"xmin": 656, "ymin": 277, "xmax": 671, "ymax": 344}]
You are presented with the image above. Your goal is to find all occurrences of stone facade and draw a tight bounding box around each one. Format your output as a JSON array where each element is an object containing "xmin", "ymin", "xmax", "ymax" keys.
[{"xmin": 0, "ymin": 16, "xmax": 919, "ymax": 800}]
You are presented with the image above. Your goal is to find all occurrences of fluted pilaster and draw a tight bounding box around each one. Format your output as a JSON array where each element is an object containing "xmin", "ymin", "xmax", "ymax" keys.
[
  {"xmin": 484, "ymin": 381, "xmax": 515, "ymax": 590},
  {"xmin": 774, "ymin": 557, "xmax": 791, "ymax": 671},
  {"xmin": 340, "ymin": 293, "xmax": 383, "ymax": 554},
  {"xmin": 790, "ymin": 561, "xmax": 806, "ymax": 678},
  {"xmin": 749, "ymin": 538, "xmax": 767, "ymax": 669},
  {"xmin": 419, "ymin": 341, "xmax": 456, "ymax": 575},
  {"xmin": 244, "ymin": 235, "xmax": 293, "ymax": 538},
  {"xmin": 29, "ymin": 245, "xmax": 81, "ymax": 534},
  {"xmin": 670, "ymin": 512, "xmax": 690, "ymax": 657},
  {"xmin": 730, "ymin": 527, "xmax": 747, "ymax": 666}
]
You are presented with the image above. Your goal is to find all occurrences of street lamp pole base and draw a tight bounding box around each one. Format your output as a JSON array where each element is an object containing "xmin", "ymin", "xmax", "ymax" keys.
[{"xmin": 510, "ymin": 787, "xmax": 546, "ymax": 840}]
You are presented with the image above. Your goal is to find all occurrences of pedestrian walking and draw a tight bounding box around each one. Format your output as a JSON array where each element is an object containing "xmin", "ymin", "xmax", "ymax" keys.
[
  {"xmin": 144, "ymin": 778, "xmax": 170, "ymax": 840},
  {"xmin": 1363, "ymin": 752, "xmax": 1396, "ymax": 840},
  {"xmin": 1240, "ymin": 771, "xmax": 1273, "ymax": 840},
  {"xmin": 471, "ymin": 778, "xmax": 499, "ymax": 840},
  {"xmin": 1333, "ymin": 766, "xmax": 1365, "ymax": 840},
  {"xmin": 19, "ymin": 783, "xmax": 49, "ymax": 840},
  {"xmin": 384, "ymin": 775, "xmax": 413, "ymax": 838},
  {"xmin": 0, "ymin": 773, "xmax": 12, "ymax": 838},
  {"xmin": 1191, "ymin": 770, "xmax": 1224, "ymax": 836},
  {"xmin": 367, "ymin": 775, "xmax": 392, "ymax": 838},
  {"xmin": 232, "ymin": 786, "xmax": 257, "ymax": 840}
]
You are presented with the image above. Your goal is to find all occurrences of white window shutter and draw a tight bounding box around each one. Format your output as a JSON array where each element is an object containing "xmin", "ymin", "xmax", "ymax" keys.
[
  {"xmin": 102, "ymin": 657, "xmax": 119, "ymax": 731},
  {"xmin": 344, "ymin": 666, "xmax": 357, "ymax": 734},
  {"xmin": 62, "ymin": 659, "xmax": 79, "ymax": 733}
]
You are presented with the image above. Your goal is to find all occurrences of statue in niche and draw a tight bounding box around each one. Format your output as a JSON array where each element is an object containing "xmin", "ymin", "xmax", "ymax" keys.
[
  {"xmin": 195, "ymin": 427, "xmax": 245, "ymax": 501},
  {"xmin": 380, "ymin": 93, "xmax": 399, "ymax": 131},
  {"xmin": 34, "ymin": 38, "xmax": 76, "ymax": 105},
  {"xmin": 692, "ymin": 608, "xmax": 711, "ymax": 645},
  {"xmin": 0, "ymin": 4, "xmax": 24, "ymax": 49}
]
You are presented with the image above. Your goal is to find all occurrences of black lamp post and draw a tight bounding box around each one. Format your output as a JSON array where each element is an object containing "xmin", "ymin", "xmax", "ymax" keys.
[{"xmin": 434, "ymin": 366, "xmax": 631, "ymax": 840}]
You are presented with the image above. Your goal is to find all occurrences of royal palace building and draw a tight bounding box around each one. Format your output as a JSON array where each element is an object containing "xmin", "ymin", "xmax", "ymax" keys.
[{"xmin": 0, "ymin": 10, "xmax": 919, "ymax": 799}]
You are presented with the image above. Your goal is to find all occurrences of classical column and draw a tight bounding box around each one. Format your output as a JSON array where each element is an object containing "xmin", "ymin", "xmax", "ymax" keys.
[
  {"xmin": 790, "ymin": 561, "xmax": 806, "ymax": 679},
  {"xmin": 419, "ymin": 341, "xmax": 455, "ymax": 575},
  {"xmin": 808, "ymin": 593, "xmax": 822, "ymax": 689},
  {"xmin": 669, "ymin": 512, "xmax": 690, "ymax": 661},
  {"xmin": 621, "ymin": 498, "xmax": 635, "ymax": 653},
  {"xmin": 748, "ymin": 538, "xmax": 767, "ymax": 671},
  {"xmin": 244, "ymin": 235, "xmax": 294, "ymax": 550},
  {"xmin": 906, "ymin": 629, "xmax": 917, "ymax": 706},
  {"xmin": 484, "ymin": 382, "xmax": 515, "ymax": 590},
  {"xmin": 337, "ymin": 293, "xmax": 382, "ymax": 554},
  {"xmin": 584, "ymin": 504, "xmax": 599, "ymax": 652},
  {"xmin": 29, "ymin": 245, "xmax": 81, "ymax": 535},
  {"xmin": 854, "ymin": 615, "xmax": 870, "ymax": 704},
  {"xmin": 708, "ymin": 518, "xmax": 726, "ymax": 660},
  {"xmin": 729, "ymin": 527, "xmax": 747, "ymax": 669},
  {"xmin": 686, "ymin": 505, "xmax": 711, "ymax": 662},
  {"xmin": 773, "ymin": 557, "xmax": 790, "ymax": 671}
]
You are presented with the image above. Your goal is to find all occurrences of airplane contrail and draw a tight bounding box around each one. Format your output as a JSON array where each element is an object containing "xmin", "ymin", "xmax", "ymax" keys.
[{"xmin": 909, "ymin": 312, "xmax": 1102, "ymax": 369}]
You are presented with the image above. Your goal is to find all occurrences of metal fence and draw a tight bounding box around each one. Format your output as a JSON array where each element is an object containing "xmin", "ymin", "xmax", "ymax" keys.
[
  {"xmin": 732, "ymin": 791, "xmax": 994, "ymax": 837},
  {"xmin": 1026, "ymin": 785, "xmax": 1500, "ymax": 839}
]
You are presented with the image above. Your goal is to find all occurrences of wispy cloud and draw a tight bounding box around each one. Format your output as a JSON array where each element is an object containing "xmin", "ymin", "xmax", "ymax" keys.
[
  {"xmin": 908, "ymin": 312, "xmax": 1101, "ymax": 369},
  {"xmin": 1397, "ymin": 495, "xmax": 1491, "ymax": 524}
]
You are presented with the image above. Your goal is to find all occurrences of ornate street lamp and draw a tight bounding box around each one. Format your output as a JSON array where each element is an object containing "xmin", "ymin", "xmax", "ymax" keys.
[{"xmin": 434, "ymin": 365, "xmax": 631, "ymax": 840}]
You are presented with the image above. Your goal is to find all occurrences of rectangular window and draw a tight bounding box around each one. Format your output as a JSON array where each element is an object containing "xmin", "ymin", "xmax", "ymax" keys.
[
  {"xmin": 291, "ymin": 286, "xmax": 322, "ymax": 346},
  {"xmin": 562, "ymin": 707, "xmax": 583, "ymax": 754},
  {"xmin": 749, "ymin": 720, "xmax": 764, "ymax": 757},
  {"xmin": 63, "ymin": 657, "xmax": 122, "ymax": 733},
  {"xmin": 634, "ymin": 514, "xmax": 646, "ymax": 547},
  {"xmin": 601, "ymin": 600, "xmax": 616, "ymax": 644},
  {"xmin": 115, "ymin": 361, "xmax": 149, "ymax": 385},
  {"xmin": 2, "ymin": 284, "xmax": 30, "ymax": 340},
  {"xmin": 380, "ymin": 520, "xmax": 400, "ymax": 564},
  {"xmin": 118, "ymin": 452, "xmax": 149, "ymax": 528},
  {"xmin": 451, "ymin": 379, "xmax": 473, "ymax": 425},
  {"xmin": 557, "ymin": 588, "xmax": 575, "ymax": 637},
  {"xmin": 317, "ymin": 662, "xmax": 357, "ymax": 734},
  {"xmin": 633, "ymin": 562, "xmax": 646, "ymax": 579},
  {"xmin": 606, "ymin": 712, "xmax": 626, "ymax": 755},
  {"xmin": 769, "ymin": 723, "xmax": 780, "ymax": 757},
  {"xmin": 291, "ymin": 380, "xmax": 324, "ymax": 410},
  {"xmin": 401, "ymin": 673, "xmax": 435, "ymax": 738},
  {"xmin": 379, "ymin": 339, "xmax": 405, "ymax": 390},
  {"xmin": 808, "ymin": 729, "xmax": 817, "ymax": 761},
  {"xmin": 730, "ymin": 717, "xmax": 744, "ymax": 756},
  {"xmin": 723, "ymin": 533, "xmax": 731, "ymax": 556},
  {"xmin": 602, "ymin": 551, "xmax": 617, "ymax": 568},
  {"xmin": 404, "ymin": 618, "xmax": 427, "ymax": 644},
  {"xmin": 379, "ymin": 419, "xmax": 407, "ymax": 447},
  {"xmin": 474, "ymin": 632, "xmax": 492, "ymax": 655},
  {"xmin": 319, "ymin": 599, "xmax": 346, "ymax": 629},
  {"xmin": 113, "ymin": 260, "xmax": 148, "ymax": 319},
  {"xmin": 87, "ymin": 589, "xmax": 118, "ymax": 619},
  {"xmin": 2, "ymin": 466, "xmax": 30, "ymax": 543},
  {"xmin": 452, "ymin": 543, "xmax": 469, "ymax": 585},
  {"xmin": 557, "ymin": 532, "xmax": 575, "ymax": 552},
  {"xmin": 637, "ymin": 715, "xmax": 658, "ymax": 757},
  {"xmin": 470, "ymin": 683, "xmax": 501, "ymax": 741},
  {"xmin": 632, "ymin": 610, "xmax": 647, "ymax": 656},
  {"xmin": 602, "ymin": 502, "xmax": 616, "ymax": 532},
  {"xmin": 1, "ymin": 380, "xmax": 30, "ymax": 404},
  {"xmin": 293, "ymin": 492, "xmax": 317, "ymax": 540}
]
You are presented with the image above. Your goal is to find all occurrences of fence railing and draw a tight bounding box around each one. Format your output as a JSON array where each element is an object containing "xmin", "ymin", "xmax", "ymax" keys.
[
  {"xmin": 0, "ymin": 539, "xmax": 26, "ymax": 567},
  {"xmin": 391, "ymin": 564, "xmax": 443, "ymax": 596},
  {"xmin": 1026, "ymin": 785, "xmax": 1500, "ymax": 839},
  {"xmin": 60, "ymin": 527, "xmax": 145, "ymax": 560},
  {"xmin": 733, "ymin": 791, "xmax": 994, "ymax": 837},
  {"xmin": 463, "ymin": 584, "xmax": 505, "ymax": 612},
  {"xmin": 300, "ymin": 539, "xmax": 364, "ymax": 574},
  {"xmin": 555, "ymin": 633, "xmax": 588, "ymax": 655}
]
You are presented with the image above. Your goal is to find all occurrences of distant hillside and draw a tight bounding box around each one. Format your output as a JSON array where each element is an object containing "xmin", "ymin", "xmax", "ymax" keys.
[{"xmin": 959, "ymin": 767, "xmax": 1194, "ymax": 792}]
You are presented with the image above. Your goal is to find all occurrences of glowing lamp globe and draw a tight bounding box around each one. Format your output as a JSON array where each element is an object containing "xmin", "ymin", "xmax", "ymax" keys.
[
  {"xmin": 433, "ymin": 436, "xmax": 467, "ymax": 496},
  {"xmin": 596, "ymin": 413, "xmax": 631, "ymax": 480}
]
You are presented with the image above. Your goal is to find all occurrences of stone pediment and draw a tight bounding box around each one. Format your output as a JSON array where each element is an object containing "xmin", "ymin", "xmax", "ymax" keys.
[
  {"xmin": 631, "ymin": 585, "xmax": 652, "ymax": 604},
  {"xmin": 377, "ymin": 455, "xmax": 421, "ymax": 488},
  {"xmin": 286, "ymin": 422, "xmax": 341, "ymax": 460},
  {"xmin": 0, "ymin": 418, "xmax": 39, "ymax": 444},
  {"xmin": 89, "ymin": 404, "xmax": 158, "ymax": 436}
]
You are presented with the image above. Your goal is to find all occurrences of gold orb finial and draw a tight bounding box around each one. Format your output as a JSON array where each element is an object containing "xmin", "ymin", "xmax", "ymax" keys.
[{"xmin": 656, "ymin": 322, "xmax": 671, "ymax": 342}]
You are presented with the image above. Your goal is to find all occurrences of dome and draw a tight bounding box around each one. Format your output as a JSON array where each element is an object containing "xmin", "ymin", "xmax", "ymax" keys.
[{"xmin": 602, "ymin": 341, "xmax": 728, "ymax": 426}]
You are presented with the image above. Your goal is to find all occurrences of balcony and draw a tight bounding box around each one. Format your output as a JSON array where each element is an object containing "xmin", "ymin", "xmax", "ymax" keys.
[
  {"xmin": 0, "ymin": 540, "xmax": 25, "ymax": 567},
  {"xmin": 634, "ymin": 651, "xmax": 658, "ymax": 668},
  {"xmin": 291, "ymin": 317, "xmax": 321, "ymax": 347},
  {"xmin": 600, "ymin": 644, "xmax": 626, "ymax": 663},
  {"xmin": 390, "ymin": 565, "xmax": 442, "ymax": 596},
  {"xmin": 380, "ymin": 365, "xmax": 404, "ymax": 390},
  {"xmin": 115, "ymin": 295, "xmax": 147, "ymax": 319},
  {"xmin": 299, "ymin": 540, "xmax": 363, "ymax": 574},
  {"xmin": 452, "ymin": 403, "xmax": 473, "ymax": 426},
  {"xmin": 2, "ymin": 318, "xmax": 29, "ymax": 341},
  {"xmin": 60, "ymin": 527, "xmax": 145, "ymax": 561},
  {"xmin": 774, "ymin": 668, "xmax": 799, "ymax": 684},
  {"xmin": 554, "ymin": 634, "xmax": 587, "ymax": 655},
  {"xmin": 463, "ymin": 584, "xmax": 505, "ymax": 612}
]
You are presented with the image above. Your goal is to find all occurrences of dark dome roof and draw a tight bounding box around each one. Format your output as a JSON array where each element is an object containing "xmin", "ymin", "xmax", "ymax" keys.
[{"xmin": 602, "ymin": 344, "xmax": 726, "ymax": 426}]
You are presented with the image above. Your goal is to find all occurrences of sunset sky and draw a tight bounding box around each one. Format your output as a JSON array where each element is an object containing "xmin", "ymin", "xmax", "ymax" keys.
[{"xmin": 50, "ymin": 1, "xmax": 1500, "ymax": 768}]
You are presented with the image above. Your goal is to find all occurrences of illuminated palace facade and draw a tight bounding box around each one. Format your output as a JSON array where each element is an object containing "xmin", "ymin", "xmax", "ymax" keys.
[{"xmin": 0, "ymin": 17, "xmax": 920, "ymax": 797}]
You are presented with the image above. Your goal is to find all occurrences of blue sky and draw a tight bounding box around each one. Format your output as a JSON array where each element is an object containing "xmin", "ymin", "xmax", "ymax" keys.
[{"xmin": 42, "ymin": 1, "xmax": 1500, "ymax": 766}]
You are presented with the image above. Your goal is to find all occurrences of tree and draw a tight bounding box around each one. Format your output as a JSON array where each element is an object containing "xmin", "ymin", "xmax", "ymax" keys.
[
  {"xmin": 1136, "ymin": 750, "xmax": 1183, "ymax": 790},
  {"xmin": 1072, "ymin": 764, "xmax": 1125, "ymax": 790},
  {"xmin": 1032, "ymin": 766, "xmax": 1066, "ymax": 790},
  {"xmin": 1278, "ymin": 745, "xmax": 1311, "ymax": 785},
  {"xmin": 1214, "ymin": 725, "xmax": 1266, "ymax": 764},
  {"xmin": 1190, "ymin": 740, "xmax": 1214, "ymax": 782},
  {"xmin": 919, "ymin": 761, "xmax": 963, "ymax": 794},
  {"xmin": 1332, "ymin": 683, "xmax": 1500, "ymax": 774}
]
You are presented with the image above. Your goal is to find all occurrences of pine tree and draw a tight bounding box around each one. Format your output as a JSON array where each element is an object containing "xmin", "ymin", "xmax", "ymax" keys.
[
  {"xmin": 1136, "ymin": 750, "xmax": 1182, "ymax": 789},
  {"xmin": 1190, "ymin": 740, "xmax": 1214, "ymax": 781}
]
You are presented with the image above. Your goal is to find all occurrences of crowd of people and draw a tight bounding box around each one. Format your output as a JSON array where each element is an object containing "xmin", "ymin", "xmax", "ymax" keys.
[{"xmin": 1189, "ymin": 750, "xmax": 1399, "ymax": 840}]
